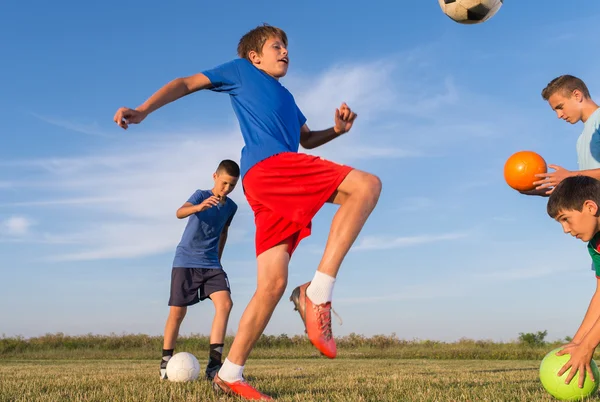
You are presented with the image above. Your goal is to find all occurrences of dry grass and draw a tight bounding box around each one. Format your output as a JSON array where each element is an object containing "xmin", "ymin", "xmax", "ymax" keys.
[{"xmin": 2, "ymin": 358, "xmax": 599, "ymax": 402}]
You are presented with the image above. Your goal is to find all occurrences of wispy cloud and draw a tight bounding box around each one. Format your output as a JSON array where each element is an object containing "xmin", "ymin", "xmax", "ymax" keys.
[
  {"xmin": 288, "ymin": 59, "xmax": 422, "ymax": 162},
  {"xmin": 30, "ymin": 113, "xmax": 116, "ymax": 138},
  {"xmin": 336, "ymin": 260, "xmax": 578, "ymax": 305},
  {"xmin": 0, "ymin": 197, "xmax": 123, "ymax": 208},
  {"xmin": 1, "ymin": 215, "xmax": 35, "ymax": 237},
  {"xmin": 336, "ymin": 281, "xmax": 466, "ymax": 304},
  {"xmin": 396, "ymin": 197, "xmax": 435, "ymax": 212},
  {"xmin": 353, "ymin": 232, "xmax": 468, "ymax": 251},
  {"xmin": 475, "ymin": 265, "xmax": 578, "ymax": 281}
]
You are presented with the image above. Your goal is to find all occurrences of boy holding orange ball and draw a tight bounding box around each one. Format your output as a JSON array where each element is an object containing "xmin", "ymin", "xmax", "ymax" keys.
[{"xmin": 522, "ymin": 75, "xmax": 600, "ymax": 197}]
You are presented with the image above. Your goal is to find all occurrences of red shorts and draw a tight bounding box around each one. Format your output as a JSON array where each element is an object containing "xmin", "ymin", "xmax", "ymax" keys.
[{"xmin": 243, "ymin": 152, "xmax": 353, "ymax": 257}]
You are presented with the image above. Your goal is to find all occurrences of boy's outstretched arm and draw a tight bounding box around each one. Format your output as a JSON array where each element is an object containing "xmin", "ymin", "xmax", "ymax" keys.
[
  {"xmin": 114, "ymin": 73, "xmax": 213, "ymax": 129},
  {"xmin": 556, "ymin": 277, "xmax": 600, "ymax": 387},
  {"xmin": 300, "ymin": 103, "xmax": 357, "ymax": 149},
  {"xmin": 531, "ymin": 165, "xmax": 600, "ymax": 194}
]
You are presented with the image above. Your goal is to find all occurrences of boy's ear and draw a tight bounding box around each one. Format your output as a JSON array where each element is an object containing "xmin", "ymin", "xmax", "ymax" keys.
[
  {"xmin": 584, "ymin": 200, "xmax": 599, "ymax": 216},
  {"xmin": 248, "ymin": 49, "xmax": 261, "ymax": 64}
]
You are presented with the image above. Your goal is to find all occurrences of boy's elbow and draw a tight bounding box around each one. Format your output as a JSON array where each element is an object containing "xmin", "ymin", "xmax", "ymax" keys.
[{"xmin": 299, "ymin": 140, "xmax": 313, "ymax": 149}]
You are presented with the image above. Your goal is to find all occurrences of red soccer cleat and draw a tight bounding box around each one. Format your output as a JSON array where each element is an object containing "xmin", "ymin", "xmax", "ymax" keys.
[
  {"xmin": 290, "ymin": 282, "xmax": 337, "ymax": 359},
  {"xmin": 212, "ymin": 373, "xmax": 273, "ymax": 401}
]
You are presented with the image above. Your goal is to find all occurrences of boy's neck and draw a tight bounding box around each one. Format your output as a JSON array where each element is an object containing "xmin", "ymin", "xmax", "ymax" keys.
[{"xmin": 581, "ymin": 102, "xmax": 599, "ymax": 123}]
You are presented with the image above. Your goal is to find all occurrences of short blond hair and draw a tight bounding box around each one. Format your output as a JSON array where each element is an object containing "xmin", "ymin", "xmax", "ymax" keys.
[{"xmin": 541, "ymin": 75, "xmax": 591, "ymax": 100}]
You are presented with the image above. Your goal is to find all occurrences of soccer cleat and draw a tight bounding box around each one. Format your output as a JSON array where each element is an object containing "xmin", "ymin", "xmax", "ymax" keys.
[
  {"xmin": 290, "ymin": 282, "xmax": 337, "ymax": 359},
  {"xmin": 159, "ymin": 359, "xmax": 169, "ymax": 380},
  {"xmin": 205, "ymin": 362, "xmax": 221, "ymax": 381},
  {"xmin": 212, "ymin": 373, "xmax": 272, "ymax": 400}
]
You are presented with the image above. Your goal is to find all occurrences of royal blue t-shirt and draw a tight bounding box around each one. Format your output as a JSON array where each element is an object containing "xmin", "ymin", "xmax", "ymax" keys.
[
  {"xmin": 172, "ymin": 190, "xmax": 237, "ymax": 269},
  {"xmin": 202, "ymin": 58, "xmax": 307, "ymax": 177}
]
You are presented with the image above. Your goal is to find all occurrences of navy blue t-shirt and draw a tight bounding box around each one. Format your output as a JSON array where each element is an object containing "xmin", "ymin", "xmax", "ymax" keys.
[
  {"xmin": 202, "ymin": 58, "xmax": 307, "ymax": 177},
  {"xmin": 172, "ymin": 190, "xmax": 237, "ymax": 269}
]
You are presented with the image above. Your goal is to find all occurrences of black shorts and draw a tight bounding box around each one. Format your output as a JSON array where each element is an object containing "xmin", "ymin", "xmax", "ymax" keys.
[{"xmin": 168, "ymin": 267, "xmax": 231, "ymax": 307}]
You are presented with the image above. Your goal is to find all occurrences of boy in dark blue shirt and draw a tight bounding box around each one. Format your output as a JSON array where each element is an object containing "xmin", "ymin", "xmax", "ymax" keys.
[{"xmin": 160, "ymin": 160, "xmax": 239, "ymax": 381}]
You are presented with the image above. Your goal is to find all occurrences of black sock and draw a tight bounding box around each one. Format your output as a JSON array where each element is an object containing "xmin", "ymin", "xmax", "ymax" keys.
[
  {"xmin": 162, "ymin": 348, "xmax": 174, "ymax": 361},
  {"xmin": 208, "ymin": 343, "xmax": 224, "ymax": 368}
]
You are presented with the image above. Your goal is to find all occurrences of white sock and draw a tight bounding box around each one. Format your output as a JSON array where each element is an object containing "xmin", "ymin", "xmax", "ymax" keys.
[
  {"xmin": 218, "ymin": 358, "xmax": 245, "ymax": 382},
  {"xmin": 306, "ymin": 271, "xmax": 336, "ymax": 304}
]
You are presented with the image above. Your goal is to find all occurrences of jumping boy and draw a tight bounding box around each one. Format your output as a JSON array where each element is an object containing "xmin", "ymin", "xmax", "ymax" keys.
[
  {"xmin": 160, "ymin": 160, "xmax": 239, "ymax": 381},
  {"xmin": 524, "ymin": 75, "xmax": 600, "ymax": 196},
  {"xmin": 114, "ymin": 24, "xmax": 381, "ymax": 400},
  {"xmin": 546, "ymin": 175, "xmax": 600, "ymax": 388}
]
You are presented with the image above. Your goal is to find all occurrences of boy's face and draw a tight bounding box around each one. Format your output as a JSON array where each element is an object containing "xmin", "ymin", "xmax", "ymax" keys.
[
  {"xmin": 547, "ymin": 90, "xmax": 584, "ymax": 124},
  {"xmin": 249, "ymin": 36, "xmax": 289, "ymax": 79},
  {"xmin": 555, "ymin": 201, "xmax": 600, "ymax": 242},
  {"xmin": 212, "ymin": 171, "xmax": 239, "ymax": 199}
]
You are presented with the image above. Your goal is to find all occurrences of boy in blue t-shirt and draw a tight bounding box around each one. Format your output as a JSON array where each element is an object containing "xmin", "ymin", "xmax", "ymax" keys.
[
  {"xmin": 546, "ymin": 175, "xmax": 600, "ymax": 388},
  {"xmin": 114, "ymin": 25, "xmax": 381, "ymax": 400},
  {"xmin": 160, "ymin": 160, "xmax": 239, "ymax": 382},
  {"xmin": 522, "ymin": 75, "xmax": 600, "ymax": 197}
]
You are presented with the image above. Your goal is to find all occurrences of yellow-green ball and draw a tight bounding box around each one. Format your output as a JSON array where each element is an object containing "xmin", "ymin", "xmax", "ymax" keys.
[{"xmin": 539, "ymin": 347, "xmax": 600, "ymax": 401}]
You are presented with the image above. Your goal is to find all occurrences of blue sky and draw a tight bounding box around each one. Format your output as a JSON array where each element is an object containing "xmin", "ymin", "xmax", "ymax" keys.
[{"xmin": 2, "ymin": 1, "xmax": 600, "ymax": 342}]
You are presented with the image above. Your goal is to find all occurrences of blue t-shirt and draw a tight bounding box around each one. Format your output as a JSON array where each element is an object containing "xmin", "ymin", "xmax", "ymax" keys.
[
  {"xmin": 172, "ymin": 190, "xmax": 237, "ymax": 269},
  {"xmin": 202, "ymin": 59, "xmax": 307, "ymax": 177},
  {"xmin": 576, "ymin": 108, "xmax": 600, "ymax": 170}
]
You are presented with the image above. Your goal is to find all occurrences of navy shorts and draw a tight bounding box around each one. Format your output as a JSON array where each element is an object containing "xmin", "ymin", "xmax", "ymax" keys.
[{"xmin": 168, "ymin": 268, "xmax": 231, "ymax": 307}]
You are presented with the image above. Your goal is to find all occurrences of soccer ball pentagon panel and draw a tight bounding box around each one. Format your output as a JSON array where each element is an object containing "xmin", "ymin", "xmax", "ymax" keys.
[{"xmin": 438, "ymin": 0, "xmax": 503, "ymax": 24}]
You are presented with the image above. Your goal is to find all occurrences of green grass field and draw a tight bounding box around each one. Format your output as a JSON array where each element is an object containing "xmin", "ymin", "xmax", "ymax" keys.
[
  {"xmin": 2, "ymin": 358, "xmax": 594, "ymax": 401},
  {"xmin": 2, "ymin": 334, "xmax": 600, "ymax": 401}
]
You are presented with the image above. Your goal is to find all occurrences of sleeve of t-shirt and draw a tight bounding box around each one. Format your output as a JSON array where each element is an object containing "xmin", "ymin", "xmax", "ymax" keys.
[
  {"xmin": 225, "ymin": 204, "xmax": 238, "ymax": 227},
  {"xmin": 202, "ymin": 59, "xmax": 243, "ymax": 94},
  {"xmin": 187, "ymin": 190, "xmax": 206, "ymax": 205},
  {"xmin": 297, "ymin": 105, "xmax": 307, "ymax": 127},
  {"xmin": 589, "ymin": 117, "xmax": 600, "ymax": 162}
]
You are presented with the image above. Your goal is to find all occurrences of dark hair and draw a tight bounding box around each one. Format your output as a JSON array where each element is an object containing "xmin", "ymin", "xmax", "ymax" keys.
[
  {"xmin": 216, "ymin": 159, "xmax": 240, "ymax": 177},
  {"xmin": 237, "ymin": 24, "xmax": 288, "ymax": 60},
  {"xmin": 547, "ymin": 175, "xmax": 600, "ymax": 218},
  {"xmin": 541, "ymin": 75, "xmax": 591, "ymax": 100}
]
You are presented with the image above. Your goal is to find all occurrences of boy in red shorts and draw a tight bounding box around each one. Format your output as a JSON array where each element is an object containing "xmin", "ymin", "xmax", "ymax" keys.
[{"xmin": 114, "ymin": 24, "xmax": 381, "ymax": 400}]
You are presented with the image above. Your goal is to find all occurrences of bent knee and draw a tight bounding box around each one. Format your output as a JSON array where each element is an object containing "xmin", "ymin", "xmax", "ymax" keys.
[
  {"xmin": 366, "ymin": 174, "xmax": 382, "ymax": 196},
  {"xmin": 356, "ymin": 172, "xmax": 382, "ymax": 202},
  {"xmin": 257, "ymin": 278, "xmax": 288, "ymax": 300}
]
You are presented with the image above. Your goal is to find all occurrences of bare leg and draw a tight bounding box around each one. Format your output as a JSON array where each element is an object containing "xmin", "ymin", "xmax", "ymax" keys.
[
  {"xmin": 317, "ymin": 169, "xmax": 382, "ymax": 277},
  {"xmin": 163, "ymin": 306, "xmax": 187, "ymax": 350},
  {"xmin": 225, "ymin": 242, "xmax": 289, "ymax": 365},
  {"xmin": 208, "ymin": 290, "xmax": 233, "ymax": 344}
]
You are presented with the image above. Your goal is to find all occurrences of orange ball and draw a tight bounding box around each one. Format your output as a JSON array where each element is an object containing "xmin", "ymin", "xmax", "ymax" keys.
[{"xmin": 504, "ymin": 151, "xmax": 547, "ymax": 191}]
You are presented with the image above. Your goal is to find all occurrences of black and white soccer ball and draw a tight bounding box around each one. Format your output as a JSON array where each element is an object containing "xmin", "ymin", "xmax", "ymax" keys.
[{"xmin": 438, "ymin": 0, "xmax": 503, "ymax": 24}]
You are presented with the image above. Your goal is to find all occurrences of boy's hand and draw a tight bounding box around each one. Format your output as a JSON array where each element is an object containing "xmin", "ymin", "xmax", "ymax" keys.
[
  {"xmin": 113, "ymin": 107, "xmax": 148, "ymax": 130},
  {"xmin": 518, "ymin": 188, "xmax": 551, "ymax": 197},
  {"xmin": 197, "ymin": 196, "xmax": 220, "ymax": 212},
  {"xmin": 333, "ymin": 103, "xmax": 357, "ymax": 135},
  {"xmin": 556, "ymin": 343, "xmax": 596, "ymax": 388},
  {"xmin": 532, "ymin": 165, "xmax": 574, "ymax": 193}
]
